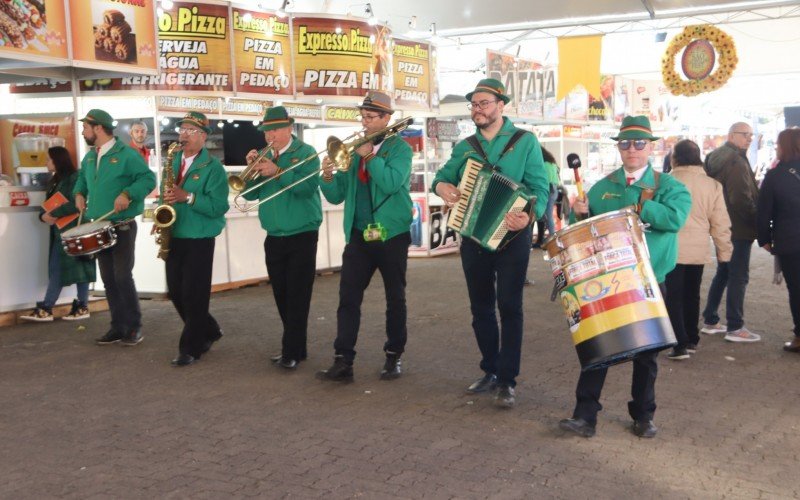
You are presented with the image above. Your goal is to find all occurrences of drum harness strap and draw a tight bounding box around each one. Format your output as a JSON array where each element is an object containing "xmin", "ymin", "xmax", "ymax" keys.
[{"xmin": 464, "ymin": 129, "xmax": 536, "ymax": 251}]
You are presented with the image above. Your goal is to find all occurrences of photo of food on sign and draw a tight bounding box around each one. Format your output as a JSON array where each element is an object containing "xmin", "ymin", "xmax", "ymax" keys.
[
  {"xmin": 92, "ymin": 2, "xmax": 137, "ymax": 64},
  {"xmin": 0, "ymin": 0, "xmax": 57, "ymax": 51}
]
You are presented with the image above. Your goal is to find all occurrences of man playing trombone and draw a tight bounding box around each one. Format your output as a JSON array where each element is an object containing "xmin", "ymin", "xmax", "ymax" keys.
[
  {"xmin": 316, "ymin": 91, "xmax": 413, "ymax": 382},
  {"xmin": 241, "ymin": 106, "xmax": 322, "ymax": 370}
]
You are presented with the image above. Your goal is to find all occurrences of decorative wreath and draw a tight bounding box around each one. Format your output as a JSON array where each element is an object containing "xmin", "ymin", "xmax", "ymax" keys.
[{"xmin": 661, "ymin": 24, "xmax": 738, "ymax": 97}]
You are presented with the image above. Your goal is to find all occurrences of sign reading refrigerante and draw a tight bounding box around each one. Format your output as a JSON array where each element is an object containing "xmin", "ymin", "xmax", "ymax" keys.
[
  {"xmin": 393, "ymin": 38, "xmax": 431, "ymax": 109},
  {"xmin": 232, "ymin": 6, "xmax": 293, "ymax": 95},
  {"xmin": 293, "ymin": 16, "xmax": 392, "ymax": 97}
]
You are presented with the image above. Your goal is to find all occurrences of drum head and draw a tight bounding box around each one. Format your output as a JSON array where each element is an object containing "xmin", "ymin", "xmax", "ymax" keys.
[{"xmin": 62, "ymin": 220, "xmax": 112, "ymax": 238}]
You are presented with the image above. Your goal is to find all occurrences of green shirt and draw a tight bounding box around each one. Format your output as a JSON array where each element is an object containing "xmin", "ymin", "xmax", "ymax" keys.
[
  {"xmin": 545, "ymin": 161, "xmax": 560, "ymax": 187},
  {"xmin": 74, "ymin": 138, "xmax": 156, "ymax": 221},
  {"xmin": 580, "ymin": 164, "xmax": 692, "ymax": 283},
  {"xmin": 320, "ymin": 134, "xmax": 412, "ymax": 243},
  {"xmin": 431, "ymin": 117, "xmax": 549, "ymax": 221},
  {"xmin": 242, "ymin": 136, "xmax": 322, "ymax": 236},
  {"xmin": 162, "ymin": 148, "xmax": 229, "ymax": 239}
]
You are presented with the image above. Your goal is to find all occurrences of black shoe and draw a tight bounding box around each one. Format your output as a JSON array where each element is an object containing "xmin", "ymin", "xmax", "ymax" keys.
[
  {"xmin": 316, "ymin": 356, "xmax": 353, "ymax": 382},
  {"xmin": 277, "ymin": 357, "xmax": 298, "ymax": 370},
  {"xmin": 559, "ymin": 418, "xmax": 596, "ymax": 438},
  {"xmin": 686, "ymin": 343, "xmax": 698, "ymax": 354},
  {"xmin": 270, "ymin": 353, "xmax": 283, "ymax": 363},
  {"xmin": 171, "ymin": 353, "xmax": 196, "ymax": 367},
  {"xmin": 380, "ymin": 352, "xmax": 402, "ymax": 380},
  {"xmin": 201, "ymin": 330, "xmax": 224, "ymax": 354},
  {"xmin": 466, "ymin": 373, "xmax": 497, "ymax": 393},
  {"xmin": 494, "ymin": 384, "xmax": 516, "ymax": 408},
  {"xmin": 666, "ymin": 347, "xmax": 690, "ymax": 360},
  {"xmin": 120, "ymin": 329, "xmax": 143, "ymax": 346},
  {"xmin": 632, "ymin": 420, "xmax": 657, "ymax": 438},
  {"xmin": 95, "ymin": 330, "xmax": 123, "ymax": 345}
]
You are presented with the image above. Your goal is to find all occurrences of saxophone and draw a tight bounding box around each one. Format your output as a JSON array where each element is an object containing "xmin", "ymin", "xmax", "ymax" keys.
[{"xmin": 154, "ymin": 142, "xmax": 182, "ymax": 260}]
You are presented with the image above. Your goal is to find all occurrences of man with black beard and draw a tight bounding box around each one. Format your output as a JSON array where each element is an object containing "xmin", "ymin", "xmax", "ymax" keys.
[
  {"xmin": 74, "ymin": 109, "xmax": 155, "ymax": 346},
  {"xmin": 432, "ymin": 79, "xmax": 549, "ymax": 408}
]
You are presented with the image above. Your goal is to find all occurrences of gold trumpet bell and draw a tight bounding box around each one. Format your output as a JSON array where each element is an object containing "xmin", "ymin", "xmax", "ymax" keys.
[
  {"xmin": 327, "ymin": 136, "xmax": 351, "ymax": 172},
  {"xmin": 153, "ymin": 204, "xmax": 176, "ymax": 228},
  {"xmin": 228, "ymin": 175, "xmax": 246, "ymax": 192}
]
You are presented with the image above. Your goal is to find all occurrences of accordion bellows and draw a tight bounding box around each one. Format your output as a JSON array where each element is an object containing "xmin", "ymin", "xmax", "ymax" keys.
[{"xmin": 447, "ymin": 158, "xmax": 534, "ymax": 251}]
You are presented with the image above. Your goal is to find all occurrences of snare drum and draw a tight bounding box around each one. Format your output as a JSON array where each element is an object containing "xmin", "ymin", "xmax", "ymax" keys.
[
  {"xmin": 543, "ymin": 209, "xmax": 676, "ymax": 371},
  {"xmin": 61, "ymin": 220, "xmax": 118, "ymax": 256}
]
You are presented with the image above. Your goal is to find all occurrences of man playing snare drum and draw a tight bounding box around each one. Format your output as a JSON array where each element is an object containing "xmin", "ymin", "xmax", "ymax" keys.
[
  {"xmin": 559, "ymin": 115, "xmax": 690, "ymax": 438},
  {"xmin": 74, "ymin": 109, "xmax": 155, "ymax": 347}
]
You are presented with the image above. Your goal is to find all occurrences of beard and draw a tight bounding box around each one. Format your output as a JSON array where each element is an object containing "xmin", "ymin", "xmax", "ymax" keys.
[
  {"xmin": 473, "ymin": 112, "xmax": 498, "ymax": 130},
  {"xmin": 84, "ymin": 135, "xmax": 96, "ymax": 146}
]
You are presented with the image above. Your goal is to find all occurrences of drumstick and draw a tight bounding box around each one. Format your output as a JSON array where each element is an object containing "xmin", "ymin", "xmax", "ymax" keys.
[
  {"xmin": 77, "ymin": 209, "xmax": 84, "ymax": 227},
  {"xmin": 93, "ymin": 209, "xmax": 116, "ymax": 223},
  {"xmin": 566, "ymin": 153, "xmax": 587, "ymax": 221}
]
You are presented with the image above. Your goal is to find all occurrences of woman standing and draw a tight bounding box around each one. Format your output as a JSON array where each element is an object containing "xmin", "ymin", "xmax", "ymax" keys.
[
  {"xmin": 20, "ymin": 147, "xmax": 96, "ymax": 322},
  {"xmin": 533, "ymin": 146, "xmax": 560, "ymax": 247},
  {"xmin": 664, "ymin": 139, "xmax": 732, "ymax": 360},
  {"xmin": 757, "ymin": 128, "xmax": 800, "ymax": 352}
]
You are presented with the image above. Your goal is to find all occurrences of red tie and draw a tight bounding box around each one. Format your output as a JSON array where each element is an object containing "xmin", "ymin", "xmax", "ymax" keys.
[
  {"xmin": 176, "ymin": 158, "xmax": 186, "ymax": 184},
  {"xmin": 357, "ymin": 156, "xmax": 369, "ymax": 184},
  {"xmin": 626, "ymin": 176, "xmax": 635, "ymax": 186}
]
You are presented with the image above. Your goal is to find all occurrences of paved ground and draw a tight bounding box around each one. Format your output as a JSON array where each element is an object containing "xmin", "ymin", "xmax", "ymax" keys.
[{"xmin": 1, "ymin": 246, "xmax": 798, "ymax": 499}]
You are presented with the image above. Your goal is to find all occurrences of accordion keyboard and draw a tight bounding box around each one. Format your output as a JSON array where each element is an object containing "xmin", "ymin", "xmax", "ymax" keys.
[{"xmin": 447, "ymin": 158, "xmax": 483, "ymax": 231}]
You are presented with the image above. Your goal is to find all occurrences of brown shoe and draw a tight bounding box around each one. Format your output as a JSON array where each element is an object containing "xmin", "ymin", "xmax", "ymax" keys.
[{"xmin": 783, "ymin": 337, "xmax": 800, "ymax": 353}]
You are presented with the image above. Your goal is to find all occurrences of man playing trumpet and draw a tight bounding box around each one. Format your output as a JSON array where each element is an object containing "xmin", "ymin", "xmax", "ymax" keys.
[{"xmin": 241, "ymin": 106, "xmax": 322, "ymax": 370}]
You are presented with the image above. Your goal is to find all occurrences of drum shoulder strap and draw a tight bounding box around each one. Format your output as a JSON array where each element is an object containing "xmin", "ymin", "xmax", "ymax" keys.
[{"xmin": 465, "ymin": 129, "xmax": 528, "ymax": 169}]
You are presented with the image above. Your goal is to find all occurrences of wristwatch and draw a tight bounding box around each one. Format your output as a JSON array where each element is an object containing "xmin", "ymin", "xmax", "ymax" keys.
[{"xmin": 186, "ymin": 193, "xmax": 195, "ymax": 205}]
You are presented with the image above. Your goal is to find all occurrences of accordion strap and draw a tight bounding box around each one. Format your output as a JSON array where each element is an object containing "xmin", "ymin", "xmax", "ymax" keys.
[{"xmin": 466, "ymin": 129, "xmax": 528, "ymax": 171}]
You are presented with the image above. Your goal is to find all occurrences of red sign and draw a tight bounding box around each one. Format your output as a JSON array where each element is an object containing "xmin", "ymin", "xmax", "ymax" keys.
[{"xmin": 10, "ymin": 192, "xmax": 30, "ymax": 206}]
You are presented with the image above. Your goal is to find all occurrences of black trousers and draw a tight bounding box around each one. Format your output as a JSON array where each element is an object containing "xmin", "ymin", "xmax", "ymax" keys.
[
  {"xmin": 97, "ymin": 220, "xmax": 141, "ymax": 334},
  {"xmin": 333, "ymin": 231, "xmax": 411, "ymax": 363},
  {"xmin": 664, "ymin": 264, "xmax": 705, "ymax": 348},
  {"xmin": 166, "ymin": 237, "xmax": 221, "ymax": 357},
  {"xmin": 265, "ymin": 230, "xmax": 318, "ymax": 361},
  {"xmin": 779, "ymin": 251, "xmax": 800, "ymax": 337},
  {"xmin": 571, "ymin": 282, "xmax": 665, "ymax": 426}
]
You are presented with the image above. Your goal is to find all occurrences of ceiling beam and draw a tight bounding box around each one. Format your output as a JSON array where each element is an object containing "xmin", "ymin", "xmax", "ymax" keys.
[{"xmin": 640, "ymin": 0, "xmax": 655, "ymax": 19}]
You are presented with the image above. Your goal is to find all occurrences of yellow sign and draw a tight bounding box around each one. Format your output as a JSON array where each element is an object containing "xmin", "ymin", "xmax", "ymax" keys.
[
  {"xmin": 393, "ymin": 38, "xmax": 431, "ymax": 109},
  {"xmin": 231, "ymin": 6, "xmax": 293, "ymax": 95},
  {"xmin": 293, "ymin": 16, "xmax": 392, "ymax": 98}
]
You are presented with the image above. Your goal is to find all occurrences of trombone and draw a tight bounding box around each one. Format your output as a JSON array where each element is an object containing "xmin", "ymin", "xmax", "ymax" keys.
[
  {"xmin": 228, "ymin": 142, "xmax": 275, "ymax": 192},
  {"xmin": 233, "ymin": 116, "xmax": 413, "ymax": 212}
]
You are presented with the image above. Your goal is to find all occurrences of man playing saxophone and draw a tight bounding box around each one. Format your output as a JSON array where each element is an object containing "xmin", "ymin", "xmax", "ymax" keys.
[
  {"xmin": 241, "ymin": 106, "xmax": 322, "ymax": 370},
  {"xmin": 160, "ymin": 112, "xmax": 229, "ymax": 367}
]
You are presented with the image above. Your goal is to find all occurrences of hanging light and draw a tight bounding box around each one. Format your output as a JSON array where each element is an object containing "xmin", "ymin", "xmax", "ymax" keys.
[
  {"xmin": 365, "ymin": 3, "xmax": 377, "ymax": 26},
  {"xmin": 276, "ymin": 0, "xmax": 289, "ymax": 18}
]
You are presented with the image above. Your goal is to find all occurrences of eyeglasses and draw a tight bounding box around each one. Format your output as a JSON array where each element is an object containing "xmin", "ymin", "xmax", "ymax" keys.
[
  {"xmin": 618, "ymin": 139, "xmax": 650, "ymax": 151},
  {"xmin": 178, "ymin": 128, "xmax": 201, "ymax": 135},
  {"xmin": 361, "ymin": 113, "xmax": 382, "ymax": 122},
  {"xmin": 732, "ymin": 131, "xmax": 754, "ymax": 139},
  {"xmin": 467, "ymin": 99, "xmax": 499, "ymax": 111}
]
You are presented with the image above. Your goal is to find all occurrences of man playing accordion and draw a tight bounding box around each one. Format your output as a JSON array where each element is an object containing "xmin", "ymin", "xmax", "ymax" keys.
[{"xmin": 432, "ymin": 78, "xmax": 549, "ymax": 408}]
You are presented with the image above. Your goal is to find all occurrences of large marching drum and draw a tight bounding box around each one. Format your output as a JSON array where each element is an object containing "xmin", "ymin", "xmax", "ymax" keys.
[
  {"xmin": 61, "ymin": 220, "xmax": 118, "ymax": 257},
  {"xmin": 543, "ymin": 209, "xmax": 676, "ymax": 371}
]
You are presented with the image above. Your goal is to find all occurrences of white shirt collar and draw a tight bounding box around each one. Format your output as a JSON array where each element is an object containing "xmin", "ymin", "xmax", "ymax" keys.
[{"xmin": 624, "ymin": 165, "xmax": 648, "ymax": 183}]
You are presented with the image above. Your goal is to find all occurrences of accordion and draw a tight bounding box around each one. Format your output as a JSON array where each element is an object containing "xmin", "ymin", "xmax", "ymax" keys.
[{"xmin": 447, "ymin": 158, "xmax": 534, "ymax": 251}]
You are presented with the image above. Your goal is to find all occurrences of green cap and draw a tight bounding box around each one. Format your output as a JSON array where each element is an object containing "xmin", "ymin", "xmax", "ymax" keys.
[
  {"xmin": 465, "ymin": 78, "xmax": 510, "ymax": 104},
  {"xmin": 611, "ymin": 115, "xmax": 660, "ymax": 141},
  {"xmin": 176, "ymin": 111, "xmax": 212, "ymax": 134},
  {"xmin": 80, "ymin": 109, "xmax": 115, "ymax": 129},
  {"xmin": 257, "ymin": 106, "xmax": 295, "ymax": 131}
]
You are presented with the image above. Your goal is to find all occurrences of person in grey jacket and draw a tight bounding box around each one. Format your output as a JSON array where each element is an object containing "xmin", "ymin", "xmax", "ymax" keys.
[{"xmin": 701, "ymin": 122, "xmax": 761, "ymax": 342}]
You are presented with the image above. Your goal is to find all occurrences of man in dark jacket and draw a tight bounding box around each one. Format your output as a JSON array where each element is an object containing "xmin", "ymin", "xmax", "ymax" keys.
[{"xmin": 701, "ymin": 122, "xmax": 761, "ymax": 342}]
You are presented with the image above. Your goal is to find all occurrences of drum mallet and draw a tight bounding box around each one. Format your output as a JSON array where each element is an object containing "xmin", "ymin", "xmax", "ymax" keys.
[{"xmin": 566, "ymin": 153, "xmax": 587, "ymax": 220}]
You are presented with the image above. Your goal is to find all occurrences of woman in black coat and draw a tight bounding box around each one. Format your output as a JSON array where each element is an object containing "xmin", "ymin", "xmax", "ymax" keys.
[{"xmin": 757, "ymin": 128, "xmax": 800, "ymax": 352}]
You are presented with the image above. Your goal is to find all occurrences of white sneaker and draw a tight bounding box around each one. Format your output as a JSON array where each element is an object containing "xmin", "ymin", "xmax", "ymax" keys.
[
  {"xmin": 701, "ymin": 322, "xmax": 727, "ymax": 335},
  {"xmin": 19, "ymin": 307, "xmax": 54, "ymax": 322},
  {"xmin": 724, "ymin": 327, "xmax": 761, "ymax": 343}
]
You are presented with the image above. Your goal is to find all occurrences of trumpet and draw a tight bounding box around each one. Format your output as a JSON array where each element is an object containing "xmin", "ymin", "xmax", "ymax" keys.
[
  {"xmin": 233, "ymin": 116, "xmax": 413, "ymax": 212},
  {"xmin": 228, "ymin": 142, "xmax": 275, "ymax": 192}
]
